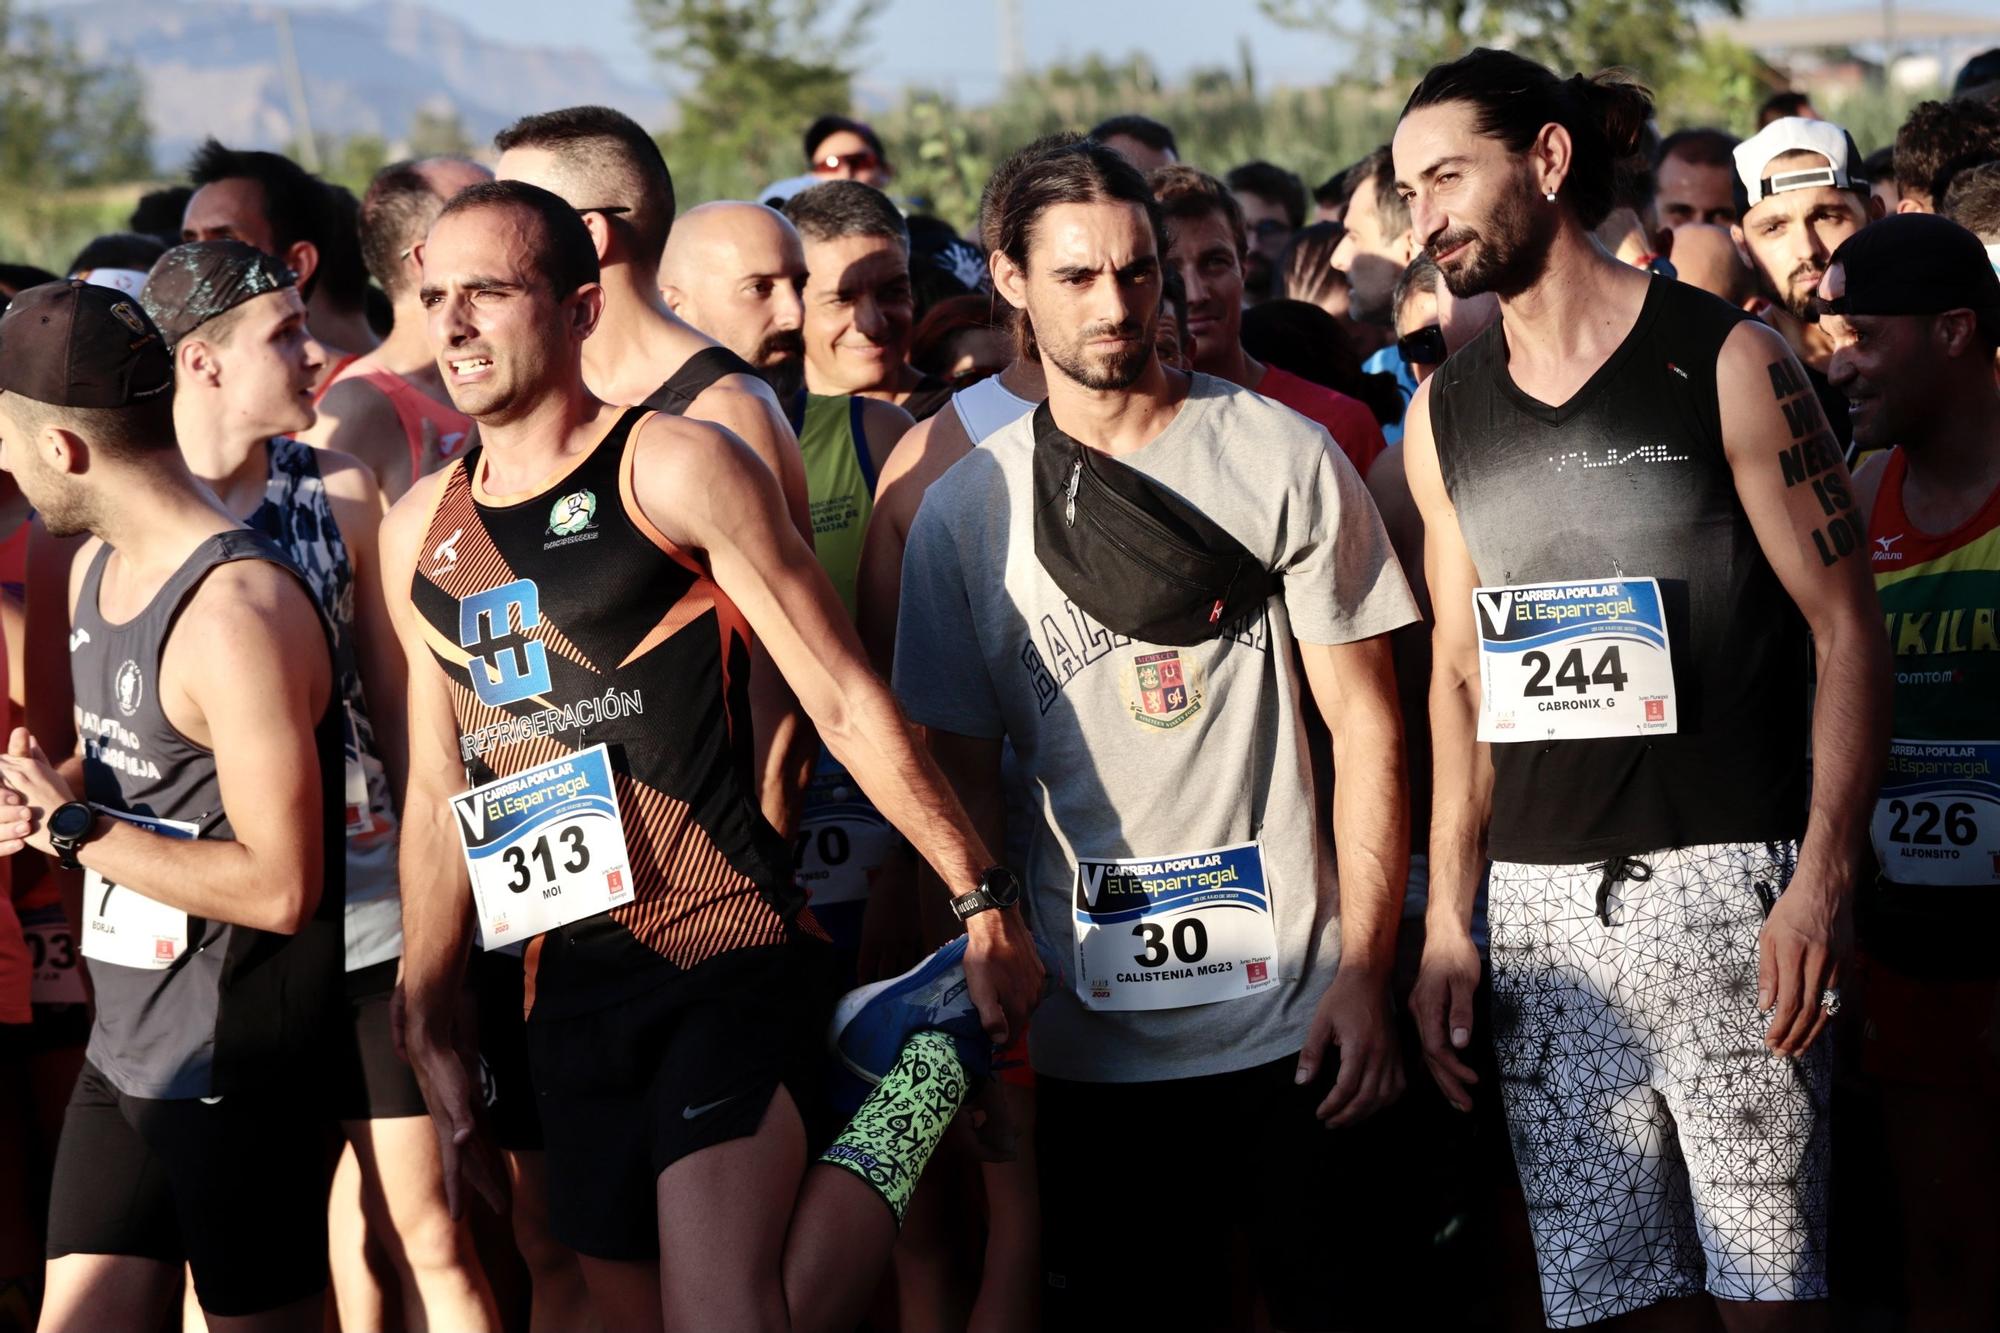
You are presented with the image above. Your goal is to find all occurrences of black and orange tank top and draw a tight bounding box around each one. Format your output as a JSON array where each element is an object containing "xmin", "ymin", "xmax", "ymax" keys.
[{"xmin": 410, "ymin": 406, "xmax": 819, "ymax": 1016}]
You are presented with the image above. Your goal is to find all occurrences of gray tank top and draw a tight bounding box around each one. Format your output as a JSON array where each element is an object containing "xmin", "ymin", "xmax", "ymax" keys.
[{"xmin": 72, "ymin": 529, "xmax": 344, "ymax": 1099}]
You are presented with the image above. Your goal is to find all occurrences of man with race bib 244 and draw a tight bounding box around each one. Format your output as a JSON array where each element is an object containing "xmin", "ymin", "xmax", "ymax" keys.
[{"xmin": 1395, "ymin": 50, "xmax": 1889, "ymax": 1330}]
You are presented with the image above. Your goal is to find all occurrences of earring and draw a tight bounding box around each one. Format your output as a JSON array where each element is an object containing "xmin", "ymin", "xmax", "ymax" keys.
[{"xmin": 1545, "ymin": 189, "xmax": 1557, "ymax": 202}]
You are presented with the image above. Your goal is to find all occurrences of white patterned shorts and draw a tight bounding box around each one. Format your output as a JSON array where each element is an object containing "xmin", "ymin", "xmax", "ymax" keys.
[{"xmin": 1487, "ymin": 841, "xmax": 1829, "ymax": 1329}]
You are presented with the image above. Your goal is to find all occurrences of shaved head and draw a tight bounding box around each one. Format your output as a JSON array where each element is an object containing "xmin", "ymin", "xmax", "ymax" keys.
[
  {"xmin": 659, "ymin": 201, "xmax": 808, "ymax": 395},
  {"xmin": 662, "ymin": 202, "xmax": 798, "ymax": 286}
]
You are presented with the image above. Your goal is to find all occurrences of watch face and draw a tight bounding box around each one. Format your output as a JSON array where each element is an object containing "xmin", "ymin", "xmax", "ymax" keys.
[
  {"xmin": 49, "ymin": 804, "xmax": 94, "ymax": 840},
  {"xmin": 982, "ymin": 867, "xmax": 1022, "ymax": 907}
]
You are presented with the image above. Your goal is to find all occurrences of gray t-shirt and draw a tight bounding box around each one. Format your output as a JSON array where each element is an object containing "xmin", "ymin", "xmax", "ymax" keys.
[{"xmin": 895, "ymin": 374, "xmax": 1417, "ymax": 1082}]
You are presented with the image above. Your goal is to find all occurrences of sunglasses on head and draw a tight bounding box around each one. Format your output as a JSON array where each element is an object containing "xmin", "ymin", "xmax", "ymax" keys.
[
  {"xmin": 1397, "ymin": 324, "xmax": 1447, "ymax": 366},
  {"xmin": 813, "ymin": 150, "xmax": 882, "ymax": 175}
]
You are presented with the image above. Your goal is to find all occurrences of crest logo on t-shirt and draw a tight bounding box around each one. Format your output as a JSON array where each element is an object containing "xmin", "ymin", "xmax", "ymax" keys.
[
  {"xmin": 548, "ymin": 489, "xmax": 597, "ymax": 539},
  {"xmin": 114, "ymin": 660, "xmax": 143, "ymax": 716},
  {"xmin": 1125, "ymin": 649, "xmax": 1202, "ymax": 730}
]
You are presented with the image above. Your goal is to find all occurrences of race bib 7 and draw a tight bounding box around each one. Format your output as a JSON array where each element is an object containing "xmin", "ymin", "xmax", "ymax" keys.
[
  {"xmin": 453, "ymin": 744, "xmax": 636, "ymax": 949},
  {"xmin": 80, "ymin": 808, "xmax": 198, "ymax": 971},
  {"xmin": 1475, "ymin": 577, "xmax": 1677, "ymax": 742}
]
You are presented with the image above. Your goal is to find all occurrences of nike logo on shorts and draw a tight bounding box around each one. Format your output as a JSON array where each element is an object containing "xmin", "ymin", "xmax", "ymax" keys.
[{"xmin": 682, "ymin": 1092, "xmax": 741, "ymax": 1120}]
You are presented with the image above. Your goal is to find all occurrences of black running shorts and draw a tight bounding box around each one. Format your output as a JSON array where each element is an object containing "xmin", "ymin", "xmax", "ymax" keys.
[
  {"xmin": 526, "ymin": 940, "xmax": 833, "ymax": 1261},
  {"xmin": 472, "ymin": 949, "xmax": 544, "ymax": 1153},
  {"xmin": 329, "ymin": 957, "xmax": 429, "ymax": 1121},
  {"xmin": 1037, "ymin": 1054, "xmax": 1381, "ymax": 1332},
  {"xmin": 46, "ymin": 1061, "xmax": 333, "ymax": 1316}
]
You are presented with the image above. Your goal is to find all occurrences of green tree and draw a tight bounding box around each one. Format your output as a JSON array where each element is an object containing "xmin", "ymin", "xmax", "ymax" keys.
[
  {"xmin": 0, "ymin": 0, "xmax": 151, "ymax": 189},
  {"xmin": 633, "ymin": 0, "xmax": 883, "ymax": 202},
  {"xmin": 408, "ymin": 105, "xmax": 473, "ymax": 158},
  {"xmin": 879, "ymin": 52, "xmax": 1400, "ymax": 233},
  {"xmin": 1262, "ymin": 0, "xmax": 1750, "ymax": 111}
]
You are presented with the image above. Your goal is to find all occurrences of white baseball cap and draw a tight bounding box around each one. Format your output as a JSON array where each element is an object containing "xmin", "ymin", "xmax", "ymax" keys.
[{"xmin": 1733, "ymin": 117, "xmax": 1868, "ymax": 209}]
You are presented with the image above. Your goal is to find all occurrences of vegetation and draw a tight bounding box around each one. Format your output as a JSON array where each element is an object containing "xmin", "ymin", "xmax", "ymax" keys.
[{"xmin": 0, "ymin": 0, "xmax": 1948, "ymax": 272}]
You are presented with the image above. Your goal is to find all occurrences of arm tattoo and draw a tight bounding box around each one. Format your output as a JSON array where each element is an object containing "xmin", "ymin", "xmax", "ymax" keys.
[{"xmin": 1766, "ymin": 356, "xmax": 1862, "ymax": 567}]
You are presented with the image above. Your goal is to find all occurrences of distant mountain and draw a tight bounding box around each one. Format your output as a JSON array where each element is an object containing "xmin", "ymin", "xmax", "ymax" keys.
[{"xmin": 37, "ymin": 0, "xmax": 671, "ymax": 166}]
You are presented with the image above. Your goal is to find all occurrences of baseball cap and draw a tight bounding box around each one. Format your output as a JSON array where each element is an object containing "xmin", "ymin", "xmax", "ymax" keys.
[
  {"xmin": 1822, "ymin": 212, "xmax": 2000, "ymax": 342},
  {"xmin": 139, "ymin": 240, "xmax": 296, "ymax": 348},
  {"xmin": 0, "ymin": 279, "xmax": 172, "ymax": 408},
  {"xmin": 1733, "ymin": 117, "xmax": 1868, "ymax": 211}
]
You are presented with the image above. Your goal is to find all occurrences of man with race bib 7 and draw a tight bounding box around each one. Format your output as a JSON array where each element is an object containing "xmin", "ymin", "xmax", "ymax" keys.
[
  {"xmin": 0, "ymin": 281, "xmax": 343, "ymax": 1332},
  {"xmin": 1817, "ymin": 213, "xmax": 2000, "ymax": 1330}
]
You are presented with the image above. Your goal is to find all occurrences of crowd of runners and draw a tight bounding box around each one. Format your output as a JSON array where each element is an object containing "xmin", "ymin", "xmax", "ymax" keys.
[{"xmin": 0, "ymin": 39, "xmax": 1996, "ymax": 1333}]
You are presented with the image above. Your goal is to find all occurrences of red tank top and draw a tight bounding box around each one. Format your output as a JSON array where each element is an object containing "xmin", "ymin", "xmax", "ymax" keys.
[{"xmin": 324, "ymin": 360, "xmax": 474, "ymax": 480}]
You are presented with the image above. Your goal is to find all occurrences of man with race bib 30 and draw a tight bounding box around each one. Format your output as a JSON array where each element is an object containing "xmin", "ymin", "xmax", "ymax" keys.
[
  {"xmin": 1817, "ymin": 212, "xmax": 2000, "ymax": 1331},
  {"xmin": 893, "ymin": 134, "xmax": 1418, "ymax": 1331},
  {"xmin": 1396, "ymin": 51, "xmax": 1890, "ymax": 1330}
]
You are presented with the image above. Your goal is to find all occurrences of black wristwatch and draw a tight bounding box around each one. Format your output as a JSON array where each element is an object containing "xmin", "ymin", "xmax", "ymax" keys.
[
  {"xmin": 47, "ymin": 801, "xmax": 98, "ymax": 872},
  {"xmin": 950, "ymin": 865, "xmax": 1022, "ymax": 922}
]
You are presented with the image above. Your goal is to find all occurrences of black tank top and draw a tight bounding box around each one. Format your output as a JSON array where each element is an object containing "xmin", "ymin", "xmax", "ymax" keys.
[
  {"xmin": 71, "ymin": 530, "xmax": 343, "ymax": 1098},
  {"xmin": 411, "ymin": 407, "xmax": 820, "ymax": 1016},
  {"xmin": 1430, "ymin": 276, "xmax": 1810, "ymax": 864},
  {"xmin": 640, "ymin": 345, "xmax": 758, "ymax": 416}
]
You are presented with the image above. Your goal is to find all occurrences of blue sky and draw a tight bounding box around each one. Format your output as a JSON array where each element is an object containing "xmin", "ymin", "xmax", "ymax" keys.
[{"xmin": 235, "ymin": 0, "xmax": 1872, "ymax": 101}]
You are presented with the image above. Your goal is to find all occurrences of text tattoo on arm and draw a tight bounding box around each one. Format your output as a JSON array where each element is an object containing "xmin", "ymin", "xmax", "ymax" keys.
[{"xmin": 1769, "ymin": 358, "xmax": 1861, "ymax": 567}]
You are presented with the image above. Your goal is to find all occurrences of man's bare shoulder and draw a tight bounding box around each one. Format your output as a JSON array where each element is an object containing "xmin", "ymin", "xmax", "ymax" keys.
[
  {"xmin": 183, "ymin": 556, "xmax": 322, "ymax": 650},
  {"xmin": 312, "ymin": 445, "xmax": 382, "ymax": 499},
  {"xmin": 878, "ymin": 404, "xmax": 972, "ymax": 500},
  {"xmin": 1719, "ymin": 316, "xmax": 1799, "ymax": 383},
  {"xmin": 690, "ymin": 371, "xmax": 787, "ymax": 425},
  {"xmin": 380, "ymin": 462, "xmax": 455, "ymax": 556}
]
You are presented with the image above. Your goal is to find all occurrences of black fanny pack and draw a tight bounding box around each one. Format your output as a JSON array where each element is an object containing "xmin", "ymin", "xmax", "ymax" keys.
[{"xmin": 1031, "ymin": 401, "xmax": 1278, "ymax": 646}]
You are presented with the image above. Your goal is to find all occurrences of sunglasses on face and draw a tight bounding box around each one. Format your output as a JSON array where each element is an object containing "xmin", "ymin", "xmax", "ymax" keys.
[
  {"xmin": 576, "ymin": 205, "xmax": 631, "ymax": 219},
  {"xmin": 1247, "ymin": 219, "xmax": 1292, "ymax": 241},
  {"xmin": 813, "ymin": 150, "xmax": 883, "ymax": 175},
  {"xmin": 1397, "ymin": 324, "xmax": 1448, "ymax": 366}
]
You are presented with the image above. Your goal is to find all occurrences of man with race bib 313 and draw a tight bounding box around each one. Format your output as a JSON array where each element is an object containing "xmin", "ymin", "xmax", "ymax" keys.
[{"xmin": 386, "ymin": 180, "xmax": 1048, "ymax": 1332}]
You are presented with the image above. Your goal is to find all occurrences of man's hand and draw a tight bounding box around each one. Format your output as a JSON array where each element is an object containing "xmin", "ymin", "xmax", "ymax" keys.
[
  {"xmin": 0, "ymin": 727, "xmax": 75, "ymax": 857},
  {"xmin": 1411, "ymin": 922, "xmax": 1482, "ymax": 1112},
  {"xmin": 961, "ymin": 905, "xmax": 1045, "ymax": 1046},
  {"xmin": 403, "ymin": 1011, "xmax": 506, "ymax": 1220},
  {"xmin": 1297, "ymin": 966, "xmax": 1404, "ymax": 1127},
  {"xmin": 1758, "ymin": 863, "xmax": 1850, "ymax": 1057}
]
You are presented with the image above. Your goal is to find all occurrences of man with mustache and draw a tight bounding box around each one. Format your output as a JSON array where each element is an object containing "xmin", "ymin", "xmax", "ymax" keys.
[
  {"xmin": 1397, "ymin": 49, "xmax": 1888, "ymax": 1330},
  {"xmin": 661, "ymin": 199, "xmax": 913, "ymax": 972},
  {"xmin": 1731, "ymin": 117, "xmax": 1880, "ymax": 462}
]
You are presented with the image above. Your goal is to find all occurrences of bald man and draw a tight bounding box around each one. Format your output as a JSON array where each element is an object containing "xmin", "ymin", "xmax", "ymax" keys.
[
  {"xmin": 658, "ymin": 201, "xmax": 912, "ymax": 979},
  {"xmin": 301, "ymin": 155, "xmax": 491, "ymax": 499},
  {"xmin": 661, "ymin": 201, "xmax": 812, "ymax": 401},
  {"xmin": 1669, "ymin": 223, "xmax": 1757, "ymax": 309}
]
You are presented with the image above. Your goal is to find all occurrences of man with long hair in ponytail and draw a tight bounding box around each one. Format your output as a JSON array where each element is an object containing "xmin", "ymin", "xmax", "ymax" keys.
[{"xmin": 1395, "ymin": 49, "xmax": 1889, "ymax": 1331}]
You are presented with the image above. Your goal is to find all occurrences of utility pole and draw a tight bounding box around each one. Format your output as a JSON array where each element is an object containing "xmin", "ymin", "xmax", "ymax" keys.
[
  {"xmin": 274, "ymin": 8, "xmax": 320, "ymax": 170},
  {"xmin": 998, "ymin": 0, "xmax": 1025, "ymax": 84}
]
